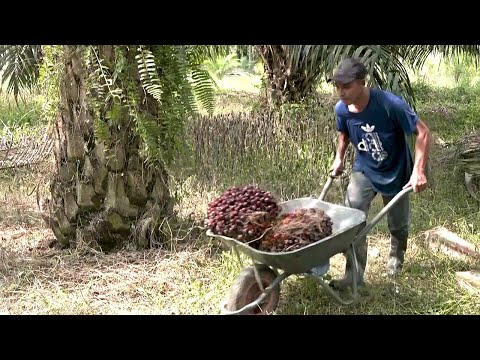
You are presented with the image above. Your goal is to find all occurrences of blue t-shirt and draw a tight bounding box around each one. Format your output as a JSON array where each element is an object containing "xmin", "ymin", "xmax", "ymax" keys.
[{"xmin": 335, "ymin": 88, "xmax": 418, "ymax": 196}]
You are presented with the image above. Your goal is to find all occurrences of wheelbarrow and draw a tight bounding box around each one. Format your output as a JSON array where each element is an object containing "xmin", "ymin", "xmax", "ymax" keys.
[{"xmin": 206, "ymin": 174, "xmax": 413, "ymax": 315}]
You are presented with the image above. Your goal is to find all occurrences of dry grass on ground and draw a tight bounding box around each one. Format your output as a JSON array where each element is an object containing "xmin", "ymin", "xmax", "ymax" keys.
[
  {"xmin": 1, "ymin": 121, "xmax": 480, "ymax": 315},
  {"xmin": 1, "ymin": 171, "xmax": 479, "ymax": 315}
]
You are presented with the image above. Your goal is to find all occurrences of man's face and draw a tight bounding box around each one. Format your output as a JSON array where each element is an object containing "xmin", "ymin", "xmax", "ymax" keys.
[{"xmin": 334, "ymin": 79, "xmax": 364, "ymax": 105}]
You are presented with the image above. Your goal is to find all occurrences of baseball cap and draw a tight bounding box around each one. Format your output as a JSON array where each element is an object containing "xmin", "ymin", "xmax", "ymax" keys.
[{"xmin": 327, "ymin": 58, "xmax": 367, "ymax": 84}]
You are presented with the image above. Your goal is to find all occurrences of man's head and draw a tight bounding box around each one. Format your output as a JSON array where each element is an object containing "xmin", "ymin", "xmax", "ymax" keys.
[
  {"xmin": 328, "ymin": 58, "xmax": 367, "ymax": 85},
  {"xmin": 328, "ymin": 58, "xmax": 368, "ymax": 105}
]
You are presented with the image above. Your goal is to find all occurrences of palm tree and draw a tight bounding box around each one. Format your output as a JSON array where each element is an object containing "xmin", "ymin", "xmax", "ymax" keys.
[
  {"xmin": 256, "ymin": 45, "xmax": 480, "ymax": 109},
  {"xmin": 0, "ymin": 44, "xmax": 226, "ymax": 251}
]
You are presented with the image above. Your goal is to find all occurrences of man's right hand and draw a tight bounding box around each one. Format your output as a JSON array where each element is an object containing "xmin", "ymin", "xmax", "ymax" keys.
[{"xmin": 330, "ymin": 158, "xmax": 344, "ymax": 177}]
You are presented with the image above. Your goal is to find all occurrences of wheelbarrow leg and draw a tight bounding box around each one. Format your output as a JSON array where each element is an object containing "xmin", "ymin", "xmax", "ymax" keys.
[
  {"xmin": 309, "ymin": 243, "xmax": 361, "ymax": 306},
  {"xmin": 350, "ymin": 242, "xmax": 360, "ymax": 300},
  {"xmin": 329, "ymin": 238, "xmax": 367, "ymax": 291}
]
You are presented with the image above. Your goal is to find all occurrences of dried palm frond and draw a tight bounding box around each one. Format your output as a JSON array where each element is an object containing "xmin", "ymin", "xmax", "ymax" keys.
[
  {"xmin": 456, "ymin": 132, "xmax": 480, "ymax": 202},
  {"xmin": 456, "ymin": 132, "xmax": 480, "ymax": 176}
]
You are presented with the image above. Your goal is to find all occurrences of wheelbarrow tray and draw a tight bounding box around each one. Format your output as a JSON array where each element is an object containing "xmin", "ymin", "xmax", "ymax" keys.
[{"xmin": 207, "ymin": 197, "xmax": 367, "ymax": 274}]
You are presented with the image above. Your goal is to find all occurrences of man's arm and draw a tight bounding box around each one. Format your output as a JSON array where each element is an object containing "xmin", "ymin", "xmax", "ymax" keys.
[
  {"xmin": 330, "ymin": 131, "xmax": 350, "ymax": 176},
  {"xmin": 403, "ymin": 118, "xmax": 431, "ymax": 192}
]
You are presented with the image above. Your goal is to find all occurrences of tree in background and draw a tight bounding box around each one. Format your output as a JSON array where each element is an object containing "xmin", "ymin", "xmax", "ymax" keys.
[{"xmin": 255, "ymin": 45, "xmax": 480, "ymax": 109}]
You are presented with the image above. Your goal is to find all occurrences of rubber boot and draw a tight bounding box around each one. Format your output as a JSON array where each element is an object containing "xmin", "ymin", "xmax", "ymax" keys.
[
  {"xmin": 387, "ymin": 234, "xmax": 407, "ymax": 276},
  {"xmin": 382, "ymin": 190, "xmax": 410, "ymax": 276},
  {"xmin": 330, "ymin": 234, "xmax": 368, "ymax": 290}
]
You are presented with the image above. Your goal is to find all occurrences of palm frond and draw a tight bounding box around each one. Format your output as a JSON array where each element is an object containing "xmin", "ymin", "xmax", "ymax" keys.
[
  {"xmin": 190, "ymin": 65, "xmax": 217, "ymax": 115},
  {"xmin": 167, "ymin": 46, "xmax": 198, "ymax": 115},
  {"xmin": 283, "ymin": 45, "xmax": 416, "ymax": 108},
  {"xmin": 136, "ymin": 46, "xmax": 163, "ymax": 104},
  {"xmin": 187, "ymin": 45, "xmax": 230, "ymax": 65},
  {"xmin": 398, "ymin": 45, "xmax": 480, "ymax": 69},
  {"xmin": 185, "ymin": 46, "xmax": 220, "ymax": 115},
  {"xmin": 456, "ymin": 132, "xmax": 480, "ymax": 177},
  {"xmin": 0, "ymin": 45, "xmax": 43, "ymax": 101},
  {"xmin": 364, "ymin": 46, "xmax": 417, "ymax": 108}
]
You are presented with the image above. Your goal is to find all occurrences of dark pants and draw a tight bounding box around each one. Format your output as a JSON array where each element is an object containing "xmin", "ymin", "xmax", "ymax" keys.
[{"xmin": 343, "ymin": 171, "xmax": 410, "ymax": 282}]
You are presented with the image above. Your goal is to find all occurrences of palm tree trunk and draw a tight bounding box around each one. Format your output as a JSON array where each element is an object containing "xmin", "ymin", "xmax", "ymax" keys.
[
  {"xmin": 256, "ymin": 45, "xmax": 316, "ymax": 106},
  {"xmin": 47, "ymin": 46, "xmax": 173, "ymax": 251}
]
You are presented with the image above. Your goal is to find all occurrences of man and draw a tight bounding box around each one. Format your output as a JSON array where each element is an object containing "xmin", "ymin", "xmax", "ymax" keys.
[{"xmin": 324, "ymin": 58, "xmax": 431, "ymax": 290}]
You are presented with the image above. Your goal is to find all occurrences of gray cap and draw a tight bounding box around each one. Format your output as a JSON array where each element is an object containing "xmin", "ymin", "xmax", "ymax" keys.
[{"xmin": 327, "ymin": 58, "xmax": 367, "ymax": 84}]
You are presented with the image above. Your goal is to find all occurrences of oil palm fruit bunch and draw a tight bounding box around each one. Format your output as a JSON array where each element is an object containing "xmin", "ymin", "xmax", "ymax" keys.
[{"xmin": 205, "ymin": 184, "xmax": 282, "ymax": 247}]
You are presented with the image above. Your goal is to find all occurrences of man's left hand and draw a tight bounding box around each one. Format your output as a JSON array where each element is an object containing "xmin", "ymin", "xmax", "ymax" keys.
[{"xmin": 403, "ymin": 169, "xmax": 428, "ymax": 193}]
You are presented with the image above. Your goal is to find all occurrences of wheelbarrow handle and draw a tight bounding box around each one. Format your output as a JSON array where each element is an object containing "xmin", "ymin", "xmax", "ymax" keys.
[
  {"xmin": 319, "ymin": 171, "xmax": 348, "ymax": 201},
  {"xmin": 354, "ymin": 186, "xmax": 414, "ymax": 242}
]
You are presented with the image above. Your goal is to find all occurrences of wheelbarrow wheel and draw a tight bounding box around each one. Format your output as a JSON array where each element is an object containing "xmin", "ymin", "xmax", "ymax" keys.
[{"xmin": 225, "ymin": 264, "xmax": 280, "ymax": 315}]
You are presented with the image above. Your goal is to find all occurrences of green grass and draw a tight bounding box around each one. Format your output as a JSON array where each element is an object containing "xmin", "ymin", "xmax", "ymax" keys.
[
  {"xmin": 412, "ymin": 82, "xmax": 480, "ymax": 144},
  {"xmin": 0, "ymin": 95, "xmax": 43, "ymax": 130},
  {"xmin": 2, "ymin": 56, "xmax": 480, "ymax": 315}
]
